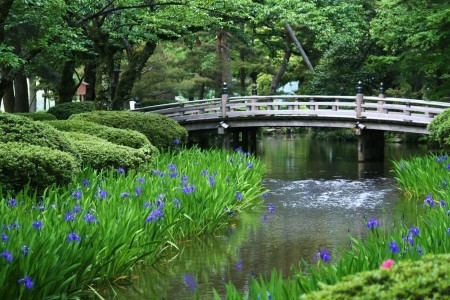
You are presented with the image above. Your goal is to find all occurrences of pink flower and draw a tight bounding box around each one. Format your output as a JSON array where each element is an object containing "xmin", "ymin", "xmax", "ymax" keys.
[{"xmin": 381, "ymin": 259, "xmax": 395, "ymax": 269}]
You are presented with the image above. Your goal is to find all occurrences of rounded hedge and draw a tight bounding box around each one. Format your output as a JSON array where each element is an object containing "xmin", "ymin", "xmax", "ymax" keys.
[
  {"xmin": 69, "ymin": 111, "xmax": 188, "ymax": 149},
  {"xmin": 427, "ymin": 108, "xmax": 450, "ymax": 146},
  {"xmin": 47, "ymin": 101, "xmax": 95, "ymax": 120},
  {"xmin": 301, "ymin": 254, "xmax": 450, "ymax": 299},
  {"xmin": 46, "ymin": 119, "xmax": 152, "ymax": 149},
  {"xmin": 0, "ymin": 113, "xmax": 74, "ymax": 153},
  {"xmin": 63, "ymin": 132, "xmax": 154, "ymax": 170},
  {"xmin": 14, "ymin": 112, "xmax": 57, "ymax": 121},
  {"xmin": 0, "ymin": 142, "xmax": 78, "ymax": 194}
]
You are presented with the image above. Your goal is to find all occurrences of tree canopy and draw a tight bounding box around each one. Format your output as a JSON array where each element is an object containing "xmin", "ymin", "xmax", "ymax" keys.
[{"xmin": 1, "ymin": 0, "xmax": 449, "ymax": 112}]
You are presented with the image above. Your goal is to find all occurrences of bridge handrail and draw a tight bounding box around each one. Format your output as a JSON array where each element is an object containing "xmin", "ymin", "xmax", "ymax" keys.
[{"xmin": 133, "ymin": 95, "xmax": 450, "ymax": 126}]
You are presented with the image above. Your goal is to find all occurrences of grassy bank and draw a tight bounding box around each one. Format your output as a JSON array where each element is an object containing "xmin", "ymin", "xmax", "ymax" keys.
[{"xmin": 0, "ymin": 147, "xmax": 267, "ymax": 299}]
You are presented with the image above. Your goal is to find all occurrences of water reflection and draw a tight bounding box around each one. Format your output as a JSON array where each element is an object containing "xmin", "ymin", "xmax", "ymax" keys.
[{"xmin": 113, "ymin": 134, "xmax": 429, "ymax": 300}]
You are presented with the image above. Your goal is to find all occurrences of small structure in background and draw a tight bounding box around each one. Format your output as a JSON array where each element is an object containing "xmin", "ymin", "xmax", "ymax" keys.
[{"xmin": 76, "ymin": 82, "xmax": 89, "ymax": 101}]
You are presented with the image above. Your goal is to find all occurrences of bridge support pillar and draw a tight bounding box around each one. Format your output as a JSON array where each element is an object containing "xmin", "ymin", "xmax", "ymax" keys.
[
  {"xmin": 230, "ymin": 128, "xmax": 258, "ymax": 154},
  {"xmin": 356, "ymin": 129, "xmax": 384, "ymax": 162}
]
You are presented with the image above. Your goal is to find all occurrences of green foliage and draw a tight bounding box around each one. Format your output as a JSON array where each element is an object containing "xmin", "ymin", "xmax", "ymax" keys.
[
  {"xmin": 393, "ymin": 153, "xmax": 450, "ymax": 198},
  {"xmin": 69, "ymin": 111, "xmax": 188, "ymax": 149},
  {"xmin": 14, "ymin": 112, "xmax": 57, "ymax": 121},
  {"xmin": 0, "ymin": 148, "xmax": 266, "ymax": 298},
  {"xmin": 62, "ymin": 132, "xmax": 153, "ymax": 170},
  {"xmin": 369, "ymin": 0, "xmax": 450, "ymax": 100},
  {"xmin": 0, "ymin": 113, "xmax": 74, "ymax": 153},
  {"xmin": 0, "ymin": 142, "xmax": 78, "ymax": 194},
  {"xmin": 46, "ymin": 119, "xmax": 153, "ymax": 149},
  {"xmin": 310, "ymin": 128, "xmax": 356, "ymax": 141},
  {"xmin": 427, "ymin": 108, "xmax": 450, "ymax": 147},
  {"xmin": 47, "ymin": 101, "xmax": 95, "ymax": 120},
  {"xmin": 302, "ymin": 254, "xmax": 450, "ymax": 300}
]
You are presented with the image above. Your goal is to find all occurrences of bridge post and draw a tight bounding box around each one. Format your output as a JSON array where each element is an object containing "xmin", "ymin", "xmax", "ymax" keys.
[
  {"xmin": 377, "ymin": 82, "xmax": 385, "ymax": 113},
  {"xmin": 356, "ymin": 129, "xmax": 384, "ymax": 162},
  {"xmin": 251, "ymin": 83, "xmax": 258, "ymax": 112},
  {"xmin": 221, "ymin": 82, "xmax": 228, "ymax": 118},
  {"xmin": 356, "ymin": 81, "xmax": 363, "ymax": 118}
]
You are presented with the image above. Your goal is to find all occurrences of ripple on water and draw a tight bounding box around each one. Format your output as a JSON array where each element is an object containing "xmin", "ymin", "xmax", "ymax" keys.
[{"xmin": 265, "ymin": 178, "xmax": 396, "ymax": 210}]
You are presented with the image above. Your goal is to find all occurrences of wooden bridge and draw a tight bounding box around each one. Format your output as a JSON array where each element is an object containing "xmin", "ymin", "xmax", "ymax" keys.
[{"xmin": 134, "ymin": 87, "xmax": 450, "ymax": 161}]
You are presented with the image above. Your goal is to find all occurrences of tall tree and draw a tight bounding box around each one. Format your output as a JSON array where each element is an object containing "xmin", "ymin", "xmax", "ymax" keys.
[{"xmin": 370, "ymin": 0, "xmax": 450, "ymax": 100}]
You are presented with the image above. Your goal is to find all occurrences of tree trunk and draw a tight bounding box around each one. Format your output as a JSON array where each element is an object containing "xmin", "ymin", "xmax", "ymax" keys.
[
  {"xmin": 270, "ymin": 33, "xmax": 292, "ymax": 95},
  {"xmin": 216, "ymin": 29, "xmax": 232, "ymax": 97},
  {"xmin": 14, "ymin": 70, "xmax": 29, "ymax": 112},
  {"xmin": 29, "ymin": 77, "xmax": 37, "ymax": 112},
  {"xmin": 198, "ymin": 82, "xmax": 205, "ymax": 100},
  {"xmin": 3, "ymin": 80, "xmax": 15, "ymax": 112},
  {"xmin": 285, "ymin": 23, "xmax": 314, "ymax": 72},
  {"xmin": 84, "ymin": 61, "xmax": 96, "ymax": 102},
  {"xmin": 94, "ymin": 44, "xmax": 114, "ymax": 110},
  {"xmin": 239, "ymin": 48, "xmax": 247, "ymax": 95},
  {"xmin": 58, "ymin": 59, "xmax": 77, "ymax": 103},
  {"xmin": 112, "ymin": 41, "xmax": 157, "ymax": 110}
]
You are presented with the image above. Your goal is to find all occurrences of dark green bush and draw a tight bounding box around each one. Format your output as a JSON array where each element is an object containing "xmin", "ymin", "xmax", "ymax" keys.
[
  {"xmin": 302, "ymin": 254, "xmax": 450, "ymax": 299},
  {"xmin": 70, "ymin": 111, "xmax": 188, "ymax": 149},
  {"xmin": 14, "ymin": 111, "xmax": 57, "ymax": 121},
  {"xmin": 46, "ymin": 120, "xmax": 153, "ymax": 149},
  {"xmin": 63, "ymin": 132, "xmax": 153, "ymax": 170},
  {"xmin": 0, "ymin": 113, "xmax": 74, "ymax": 153},
  {"xmin": 47, "ymin": 101, "xmax": 95, "ymax": 120},
  {"xmin": 140, "ymin": 99, "xmax": 177, "ymax": 107},
  {"xmin": 427, "ymin": 108, "xmax": 450, "ymax": 146},
  {"xmin": 0, "ymin": 142, "xmax": 78, "ymax": 194}
]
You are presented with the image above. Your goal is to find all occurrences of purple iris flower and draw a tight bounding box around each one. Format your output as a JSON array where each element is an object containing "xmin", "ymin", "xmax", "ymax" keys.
[
  {"xmin": 389, "ymin": 241, "xmax": 400, "ymax": 253},
  {"xmin": 81, "ymin": 179, "xmax": 90, "ymax": 187},
  {"xmin": 21, "ymin": 246, "xmax": 29, "ymax": 256},
  {"xmin": 32, "ymin": 220, "xmax": 43, "ymax": 229},
  {"xmin": 145, "ymin": 209, "xmax": 164, "ymax": 222},
  {"xmin": 83, "ymin": 214, "xmax": 97, "ymax": 223},
  {"xmin": 409, "ymin": 226, "xmax": 419, "ymax": 236},
  {"xmin": 366, "ymin": 218, "xmax": 380, "ymax": 229},
  {"xmin": 6, "ymin": 198, "xmax": 17, "ymax": 207},
  {"xmin": 18, "ymin": 276, "xmax": 33, "ymax": 289},
  {"xmin": 65, "ymin": 212, "xmax": 75, "ymax": 221},
  {"xmin": 97, "ymin": 189, "xmax": 108, "ymax": 199},
  {"xmin": 1, "ymin": 250, "xmax": 12, "ymax": 261},
  {"xmin": 314, "ymin": 247, "xmax": 331, "ymax": 262},
  {"xmin": 70, "ymin": 190, "xmax": 82, "ymax": 200},
  {"xmin": 235, "ymin": 192, "xmax": 243, "ymax": 201},
  {"xmin": 67, "ymin": 232, "xmax": 81, "ymax": 242}
]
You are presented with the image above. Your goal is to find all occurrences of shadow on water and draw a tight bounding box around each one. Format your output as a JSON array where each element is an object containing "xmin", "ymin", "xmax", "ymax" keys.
[{"xmin": 110, "ymin": 134, "xmax": 429, "ymax": 300}]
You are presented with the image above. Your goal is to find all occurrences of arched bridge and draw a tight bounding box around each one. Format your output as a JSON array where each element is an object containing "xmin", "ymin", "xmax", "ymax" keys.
[
  {"xmin": 134, "ymin": 94, "xmax": 450, "ymax": 135},
  {"xmin": 134, "ymin": 92, "xmax": 450, "ymax": 161}
]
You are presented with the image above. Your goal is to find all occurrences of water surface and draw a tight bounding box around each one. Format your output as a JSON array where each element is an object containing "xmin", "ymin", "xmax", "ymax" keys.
[{"xmin": 114, "ymin": 134, "xmax": 428, "ymax": 299}]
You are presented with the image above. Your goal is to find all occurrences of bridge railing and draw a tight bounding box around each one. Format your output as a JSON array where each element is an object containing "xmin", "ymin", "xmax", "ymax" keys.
[{"xmin": 134, "ymin": 94, "xmax": 450, "ymax": 125}]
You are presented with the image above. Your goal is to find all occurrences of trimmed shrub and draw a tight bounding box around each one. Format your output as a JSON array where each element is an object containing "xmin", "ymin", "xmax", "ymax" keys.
[
  {"xmin": 46, "ymin": 120, "xmax": 153, "ymax": 149},
  {"xmin": 427, "ymin": 108, "xmax": 450, "ymax": 146},
  {"xmin": 63, "ymin": 132, "xmax": 153, "ymax": 170},
  {"xmin": 0, "ymin": 142, "xmax": 78, "ymax": 194},
  {"xmin": 0, "ymin": 113, "xmax": 74, "ymax": 153},
  {"xmin": 14, "ymin": 112, "xmax": 57, "ymax": 121},
  {"xmin": 47, "ymin": 101, "xmax": 95, "ymax": 120},
  {"xmin": 70, "ymin": 111, "xmax": 188, "ymax": 149},
  {"xmin": 301, "ymin": 254, "xmax": 450, "ymax": 299}
]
